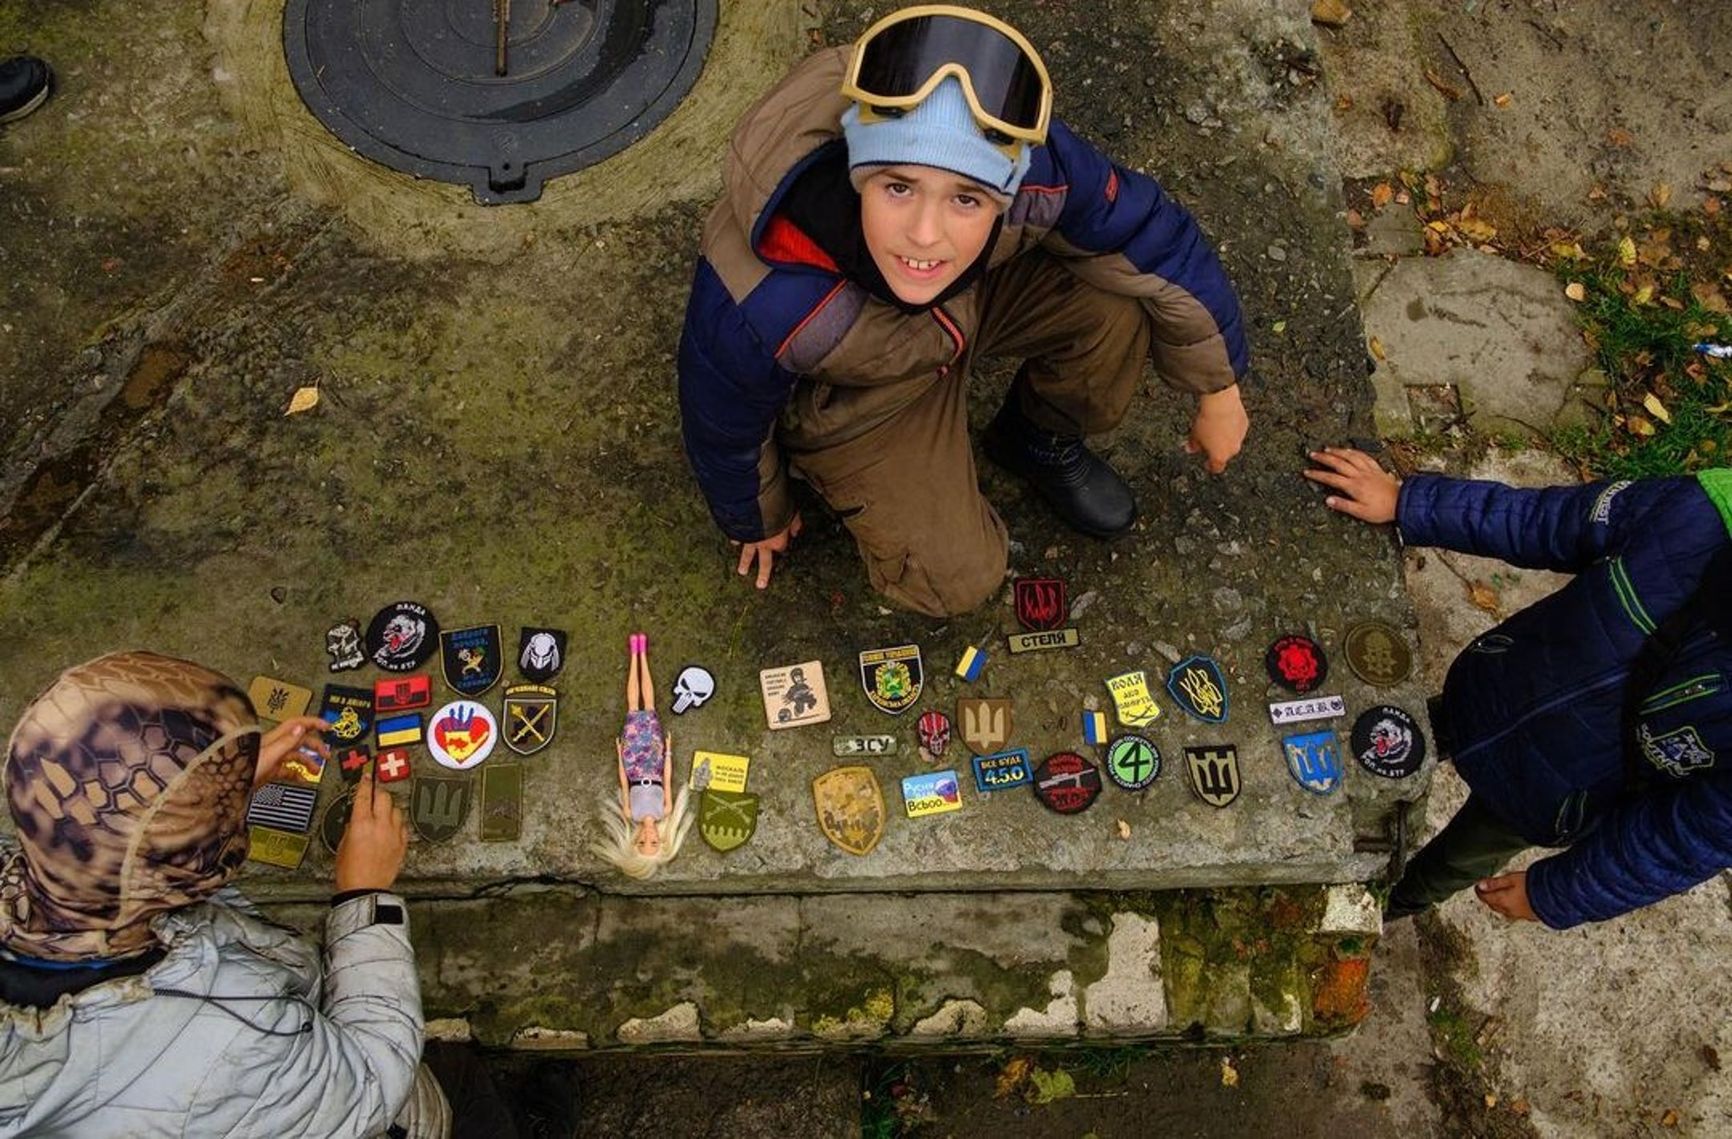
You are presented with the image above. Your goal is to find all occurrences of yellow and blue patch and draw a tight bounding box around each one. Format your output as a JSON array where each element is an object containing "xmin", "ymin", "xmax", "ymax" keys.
[
  {"xmin": 953, "ymin": 644, "xmax": 986, "ymax": 683},
  {"xmin": 1081, "ymin": 710, "xmax": 1108, "ymax": 746},
  {"xmin": 375, "ymin": 713, "xmax": 423, "ymax": 748}
]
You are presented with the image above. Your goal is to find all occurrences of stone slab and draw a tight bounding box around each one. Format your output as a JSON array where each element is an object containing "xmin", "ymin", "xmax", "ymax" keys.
[{"xmin": 0, "ymin": 0, "xmax": 1418, "ymax": 902}]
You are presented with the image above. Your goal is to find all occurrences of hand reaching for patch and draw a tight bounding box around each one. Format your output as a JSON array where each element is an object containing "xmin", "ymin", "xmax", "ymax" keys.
[{"xmin": 254, "ymin": 716, "xmax": 330, "ymax": 790}]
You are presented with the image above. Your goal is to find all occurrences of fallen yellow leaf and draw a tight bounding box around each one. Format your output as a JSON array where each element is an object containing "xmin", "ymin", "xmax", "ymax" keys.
[
  {"xmin": 1617, "ymin": 236, "xmax": 1638, "ymax": 267},
  {"xmin": 1457, "ymin": 218, "xmax": 1497, "ymax": 242},
  {"xmin": 1633, "ymin": 283, "xmax": 1655, "ymax": 306},
  {"xmin": 1221, "ymin": 1057, "xmax": 1240, "ymax": 1088},
  {"xmin": 1493, "ymin": 92, "xmax": 1512, "ymax": 108},
  {"xmin": 1649, "ymin": 183, "xmax": 1673, "ymax": 209},
  {"xmin": 1661, "ymin": 1108, "xmax": 1680, "ymax": 1128},
  {"xmin": 1369, "ymin": 335, "xmax": 1386, "ymax": 361},
  {"xmin": 284, "ymin": 385, "xmax": 321, "ymax": 416},
  {"xmin": 1116, "ymin": 819, "xmax": 1132, "ymax": 840},
  {"xmin": 1370, "ymin": 182, "xmax": 1394, "ymax": 209},
  {"xmin": 995, "ymin": 1056, "xmax": 1034, "ymax": 1099},
  {"xmin": 1643, "ymin": 392, "xmax": 1673, "ymax": 425},
  {"xmin": 1564, "ymin": 282, "xmax": 1587, "ymax": 302},
  {"xmin": 1628, "ymin": 414, "xmax": 1657, "ymax": 438},
  {"xmin": 1467, "ymin": 581, "xmax": 1501, "ymax": 616}
]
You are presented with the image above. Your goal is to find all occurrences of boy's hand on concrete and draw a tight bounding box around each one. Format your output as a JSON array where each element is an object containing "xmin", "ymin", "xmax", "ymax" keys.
[
  {"xmin": 734, "ymin": 511, "xmax": 803, "ymax": 590},
  {"xmin": 1184, "ymin": 385, "xmax": 1248, "ymax": 473},
  {"xmin": 1474, "ymin": 871, "xmax": 1538, "ymax": 922},
  {"xmin": 254, "ymin": 716, "xmax": 330, "ymax": 790},
  {"xmin": 1304, "ymin": 447, "xmax": 1399, "ymax": 523},
  {"xmin": 335, "ymin": 769, "xmax": 409, "ymax": 893}
]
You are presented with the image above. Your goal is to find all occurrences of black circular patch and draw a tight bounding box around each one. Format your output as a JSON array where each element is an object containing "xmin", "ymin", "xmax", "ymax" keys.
[
  {"xmin": 1265, "ymin": 633, "xmax": 1328, "ymax": 694},
  {"xmin": 319, "ymin": 791, "xmax": 355, "ymax": 855},
  {"xmin": 1032, "ymin": 752, "xmax": 1103, "ymax": 814},
  {"xmin": 1343, "ymin": 620, "xmax": 1413, "ymax": 687},
  {"xmin": 1104, "ymin": 735, "xmax": 1161, "ymax": 790},
  {"xmin": 1350, "ymin": 705, "xmax": 1427, "ymax": 778},
  {"xmin": 366, "ymin": 601, "xmax": 440, "ymax": 672}
]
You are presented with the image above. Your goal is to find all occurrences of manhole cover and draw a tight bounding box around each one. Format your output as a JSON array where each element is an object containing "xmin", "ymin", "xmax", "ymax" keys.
[{"xmin": 283, "ymin": 0, "xmax": 717, "ymax": 205}]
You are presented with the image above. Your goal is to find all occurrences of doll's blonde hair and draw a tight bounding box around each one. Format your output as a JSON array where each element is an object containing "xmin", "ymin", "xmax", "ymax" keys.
[{"xmin": 590, "ymin": 784, "xmax": 694, "ymax": 879}]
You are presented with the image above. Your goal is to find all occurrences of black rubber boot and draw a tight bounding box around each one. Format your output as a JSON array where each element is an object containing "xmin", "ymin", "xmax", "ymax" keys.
[
  {"xmin": 983, "ymin": 395, "xmax": 1137, "ymax": 538},
  {"xmin": 0, "ymin": 57, "xmax": 52, "ymax": 124}
]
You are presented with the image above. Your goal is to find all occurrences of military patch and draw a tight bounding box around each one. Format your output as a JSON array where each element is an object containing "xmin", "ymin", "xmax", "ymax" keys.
[
  {"xmin": 1032, "ymin": 752, "xmax": 1102, "ymax": 814},
  {"xmin": 335, "ymin": 744, "xmax": 372, "ymax": 785},
  {"xmin": 760, "ymin": 661, "xmax": 831, "ymax": 729},
  {"xmin": 373, "ymin": 674, "xmax": 431, "ymax": 713},
  {"xmin": 1637, "ymin": 724, "xmax": 1716, "ymax": 777},
  {"xmin": 247, "ymin": 826, "xmax": 310, "ymax": 869},
  {"xmin": 1283, "ymin": 730, "xmax": 1342, "ymax": 795},
  {"xmin": 1343, "ymin": 621, "xmax": 1412, "ymax": 688},
  {"xmin": 479, "ymin": 763, "xmax": 523, "ymax": 842},
  {"xmin": 1185, "ymin": 745, "xmax": 1241, "ymax": 807},
  {"xmin": 246, "ymin": 781, "xmax": 319, "ymax": 833},
  {"xmin": 1105, "ymin": 671, "xmax": 1161, "ymax": 728},
  {"xmin": 502, "ymin": 683, "xmax": 558, "ymax": 756},
  {"xmin": 699, "ymin": 790, "xmax": 760, "ymax": 852},
  {"xmin": 812, "ymin": 766, "xmax": 885, "ymax": 856},
  {"xmin": 247, "ymin": 676, "xmax": 313, "ymax": 723},
  {"xmin": 1007, "ymin": 628, "xmax": 1080, "ymax": 654},
  {"xmin": 375, "ymin": 713, "xmax": 424, "ymax": 749},
  {"xmin": 411, "ymin": 775, "xmax": 472, "ymax": 842},
  {"xmin": 318, "ymin": 791, "xmax": 355, "ymax": 854},
  {"xmin": 1166, "ymin": 656, "xmax": 1229, "ymax": 724},
  {"xmin": 1268, "ymin": 694, "xmax": 1347, "ymax": 725},
  {"xmin": 325, "ymin": 618, "xmax": 365, "ymax": 672},
  {"xmin": 971, "ymin": 748, "xmax": 1033, "ymax": 793},
  {"xmin": 902, "ymin": 770, "xmax": 963, "ymax": 818},
  {"xmin": 691, "ymin": 750, "xmax": 750, "ymax": 794},
  {"xmin": 1014, "ymin": 576, "xmax": 1068, "ymax": 632},
  {"xmin": 1105, "ymin": 735, "xmax": 1161, "ymax": 791},
  {"xmin": 320, "ymin": 684, "xmax": 375, "ymax": 747},
  {"xmin": 954, "ymin": 644, "xmax": 986, "ymax": 683},
  {"xmin": 858, "ymin": 644, "xmax": 923, "ymax": 715},
  {"xmin": 441, "ymin": 624, "xmax": 503, "ymax": 696},
  {"xmin": 376, "ymin": 746, "xmax": 413, "ymax": 783},
  {"xmin": 367, "ymin": 601, "xmax": 439, "ymax": 672},
  {"xmin": 427, "ymin": 700, "xmax": 498, "ymax": 770},
  {"xmin": 1265, "ymin": 634, "xmax": 1328, "ymax": 695},
  {"xmin": 1081, "ymin": 710, "xmax": 1108, "ymax": 746},
  {"xmin": 917, "ymin": 710, "xmax": 952, "ymax": 761},
  {"xmin": 671, "ymin": 665, "xmax": 717, "ymax": 714},
  {"xmin": 1350, "ymin": 705, "xmax": 1426, "ymax": 779},
  {"xmin": 277, "ymin": 744, "xmax": 328, "ymax": 788},
  {"xmin": 517, "ymin": 626, "xmax": 567, "ymax": 683},
  {"xmin": 833, "ymin": 734, "xmax": 898, "ymax": 757},
  {"xmin": 957, "ymin": 698, "xmax": 1014, "ymax": 755}
]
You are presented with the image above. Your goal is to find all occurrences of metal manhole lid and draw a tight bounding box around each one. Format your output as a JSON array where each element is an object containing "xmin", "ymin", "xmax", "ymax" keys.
[{"xmin": 284, "ymin": 0, "xmax": 717, "ymax": 205}]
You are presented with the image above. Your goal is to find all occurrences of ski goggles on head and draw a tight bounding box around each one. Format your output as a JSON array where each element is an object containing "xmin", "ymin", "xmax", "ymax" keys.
[{"xmin": 842, "ymin": 5, "xmax": 1053, "ymax": 149}]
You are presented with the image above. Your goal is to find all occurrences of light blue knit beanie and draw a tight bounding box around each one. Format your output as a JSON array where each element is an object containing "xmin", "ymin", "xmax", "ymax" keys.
[{"xmin": 842, "ymin": 76, "xmax": 1032, "ymax": 203}]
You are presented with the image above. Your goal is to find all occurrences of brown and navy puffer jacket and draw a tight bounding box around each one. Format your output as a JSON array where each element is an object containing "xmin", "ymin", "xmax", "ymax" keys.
[{"xmin": 677, "ymin": 46, "xmax": 1249, "ymax": 543}]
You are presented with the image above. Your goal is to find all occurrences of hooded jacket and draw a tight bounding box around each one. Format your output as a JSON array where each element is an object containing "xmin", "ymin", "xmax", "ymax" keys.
[
  {"xmin": 0, "ymin": 888, "xmax": 437, "ymax": 1138},
  {"xmin": 1400, "ymin": 470, "xmax": 1732, "ymax": 928},
  {"xmin": 678, "ymin": 47, "xmax": 1249, "ymax": 542}
]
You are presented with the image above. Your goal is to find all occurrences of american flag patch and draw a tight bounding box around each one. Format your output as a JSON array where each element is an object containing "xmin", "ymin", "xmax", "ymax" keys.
[{"xmin": 246, "ymin": 782, "xmax": 318, "ymax": 833}]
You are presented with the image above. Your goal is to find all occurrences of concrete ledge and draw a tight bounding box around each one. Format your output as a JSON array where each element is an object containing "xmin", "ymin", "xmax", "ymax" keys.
[{"xmin": 264, "ymin": 884, "xmax": 1381, "ymax": 1050}]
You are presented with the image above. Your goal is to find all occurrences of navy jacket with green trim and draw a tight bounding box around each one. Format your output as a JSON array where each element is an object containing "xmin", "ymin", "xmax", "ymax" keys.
[{"xmin": 1398, "ymin": 470, "xmax": 1732, "ymax": 929}]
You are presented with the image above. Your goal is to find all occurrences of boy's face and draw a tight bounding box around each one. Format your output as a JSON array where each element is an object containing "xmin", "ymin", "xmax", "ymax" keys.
[{"xmin": 859, "ymin": 166, "xmax": 1001, "ymax": 306}]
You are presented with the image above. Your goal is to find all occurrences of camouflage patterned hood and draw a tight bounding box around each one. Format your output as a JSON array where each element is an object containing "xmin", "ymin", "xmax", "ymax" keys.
[{"xmin": 0, "ymin": 651, "xmax": 260, "ymax": 963}]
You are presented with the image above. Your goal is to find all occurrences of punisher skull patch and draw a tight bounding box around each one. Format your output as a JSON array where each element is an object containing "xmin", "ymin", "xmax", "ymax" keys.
[{"xmin": 1265, "ymin": 634, "xmax": 1327, "ymax": 695}]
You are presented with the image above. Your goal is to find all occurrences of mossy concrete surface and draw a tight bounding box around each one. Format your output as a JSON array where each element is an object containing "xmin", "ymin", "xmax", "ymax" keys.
[
  {"xmin": 0, "ymin": 1, "xmax": 1423, "ymax": 899},
  {"xmin": 262, "ymin": 884, "xmax": 1380, "ymax": 1048}
]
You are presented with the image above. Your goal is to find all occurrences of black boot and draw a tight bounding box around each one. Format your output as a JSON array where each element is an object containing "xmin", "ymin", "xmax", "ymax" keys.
[
  {"xmin": 983, "ymin": 396, "xmax": 1137, "ymax": 538},
  {"xmin": 0, "ymin": 57, "xmax": 52, "ymax": 125}
]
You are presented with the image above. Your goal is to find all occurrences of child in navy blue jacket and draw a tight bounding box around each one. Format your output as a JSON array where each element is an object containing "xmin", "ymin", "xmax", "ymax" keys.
[{"xmin": 1306, "ymin": 447, "xmax": 1732, "ymax": 928}]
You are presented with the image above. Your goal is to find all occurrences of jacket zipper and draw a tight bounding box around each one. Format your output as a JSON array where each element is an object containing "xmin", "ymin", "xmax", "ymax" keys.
[
  {"xmin": 1638, "ymin": 673, "xmax": 1724, "ymax": 715},
  {"xmin": 931, "ymin": 305, "xmax": 966, "ymax": 371}
]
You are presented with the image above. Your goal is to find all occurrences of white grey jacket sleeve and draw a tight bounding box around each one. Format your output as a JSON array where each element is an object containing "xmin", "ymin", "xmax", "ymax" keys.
[{"xmin": 222, "ymin": 892, "xmax": 425, "ymax": 1138}]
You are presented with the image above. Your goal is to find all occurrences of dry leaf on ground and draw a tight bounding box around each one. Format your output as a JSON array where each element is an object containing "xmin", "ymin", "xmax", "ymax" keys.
[
  {"xmin": 1628, "ymin": 414, "xmax": 1657, "ymax": 438},
  {"xmin": 1370, "ymin": 182, "xmax": 1394, "ymax": 209},
  {"xmin": 1493, "ymin": 92, "xmax": 1512, "ymax": 108},
  {"xmin": 994, "ymin": 1056, "xmax": 1034, "ymax": 1099},
  {"xmin": 1369, "ymin": 335, "xmax": 1386, "ymax": 361},
  {"xmin": 1564, "ymin": 282, "xmax": 1586, "ymax": 302},
  {"xmin": 1467, "ymin": 581, "xmax": 1501, "ymax": 616},
  {"xmin": 284, "ymin": 385, "xmax": 321, "ymax": 416},
  {"xmin": 1310, "ymin": 0, "xmax": 1352, "ymax": 27},
  {"xmin": 1649, "ymin": 183, "xmax": 1673, "ymax": 209},
  {"xmin": 1643, "ymin": 393, "xmax": 1673, "ymax": 425},
  {"xmin": 1617, "ymin": 236, "xmax": 1638, "ymax": 267},
  {"xmin": 1220, "ymin": 1057, "xmax": 1240, "ymax": 1087}
]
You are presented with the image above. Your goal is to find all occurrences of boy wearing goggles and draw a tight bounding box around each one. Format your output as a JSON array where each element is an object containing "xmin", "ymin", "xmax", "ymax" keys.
[{"xmin": 678, "ymin": 6, "xmax": 1250, "ymax": 616}]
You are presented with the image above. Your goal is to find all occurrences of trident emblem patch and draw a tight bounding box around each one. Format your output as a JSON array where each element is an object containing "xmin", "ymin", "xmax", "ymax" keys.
[{"xmin": 1185, "ymin": 745, "xmax": 1241, "ymax": 808}]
